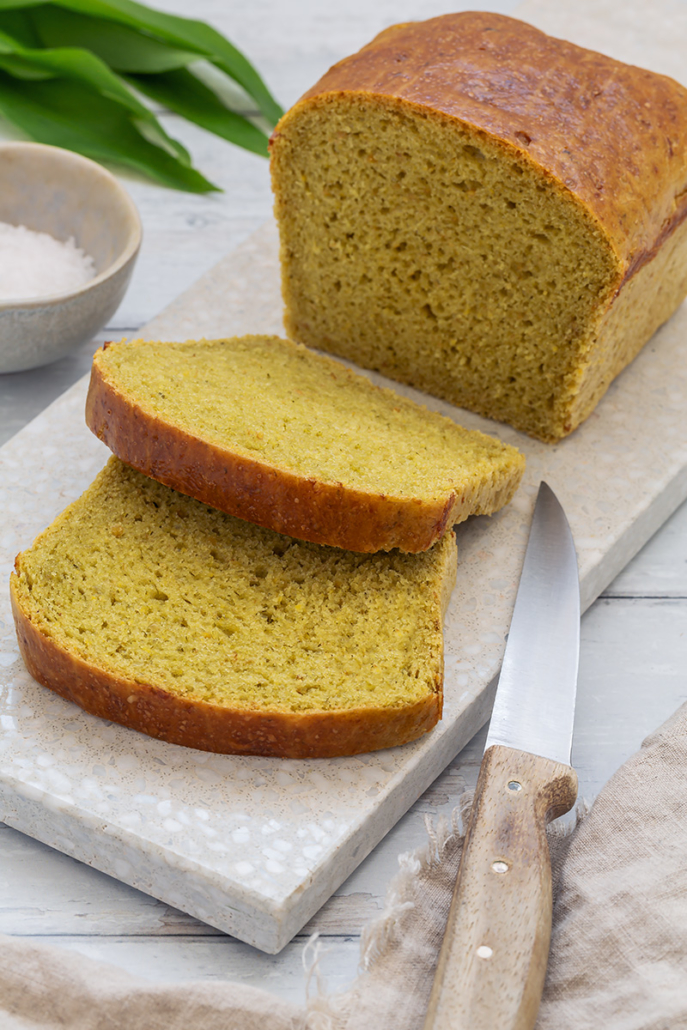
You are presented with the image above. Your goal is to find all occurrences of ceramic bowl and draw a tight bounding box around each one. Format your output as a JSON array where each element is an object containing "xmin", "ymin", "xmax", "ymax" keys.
[{"xmin": 0, "ymin": 142, "xmax": 142, "ymax": 374}]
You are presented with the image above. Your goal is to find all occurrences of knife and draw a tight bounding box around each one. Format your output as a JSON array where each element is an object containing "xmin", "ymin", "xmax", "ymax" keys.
[{"xmin": 423, "ymin": 481, "xmax": 580, "ymax": 1030}]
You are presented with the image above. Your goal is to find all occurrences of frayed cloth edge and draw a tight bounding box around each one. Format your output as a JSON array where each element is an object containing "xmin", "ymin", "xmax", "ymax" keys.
[
  {"xmin": 303, "ymin": 789, "xmax": 588, "ymax": 1030},
  {"xmin": 303, "ymin": 790, "xmax": 475, "ymax": 1029}
]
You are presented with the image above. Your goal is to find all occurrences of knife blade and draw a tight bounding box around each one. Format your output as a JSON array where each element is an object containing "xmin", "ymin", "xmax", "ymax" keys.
[{"xmin": 423, "ymin": 481, "xmax": 580, "ymax": 1030}]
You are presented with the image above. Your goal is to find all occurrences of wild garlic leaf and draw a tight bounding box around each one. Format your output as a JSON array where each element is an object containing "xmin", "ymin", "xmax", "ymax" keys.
[
  {"xmin": 127, "ymin": 68, "xmax": 269, "ymax": 157},
  {"xmin": 0, "ymin": 0, "xmax": 281, "ymax": 189},
  {"xmin": 50, "ymin": 0, "xmax": 283, "ymax": 124},
  {"xmin": 0, "ymin": 1, "xmax": 47, "ymax": 9},
  {"xmin": 29, "ymin": 5, "xmax": 198, "ymax": 73},
  {"xmin": 0, "ymin": 26, "xmax": 190, "ymax": 163},
  {"xmin": 0, "ymin": 7, "xmax": 42, "ymax": 46},
  {"xmin": 0, "ymin": 53, "xmax": 53, "ymax": 77},
  {"xmin": 0, "ymin": 70, "xmax": 218, "ymax": 191}
]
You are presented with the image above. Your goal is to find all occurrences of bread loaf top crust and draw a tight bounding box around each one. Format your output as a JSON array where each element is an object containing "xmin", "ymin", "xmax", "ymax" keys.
[{"xmin": 281, "ymin": 11, "xmax": 687, "ymax": 280}]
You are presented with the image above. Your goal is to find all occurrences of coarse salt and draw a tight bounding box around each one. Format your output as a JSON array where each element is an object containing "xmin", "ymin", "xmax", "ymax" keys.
[{"xmin": 0, "ymin": 221, "xmax": 96, "ymax": 301}]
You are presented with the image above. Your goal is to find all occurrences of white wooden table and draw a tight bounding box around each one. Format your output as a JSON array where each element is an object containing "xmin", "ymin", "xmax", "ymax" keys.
[{"xmin": 1, "ymin": 0, "xmax": 687, "ymax": 1004}]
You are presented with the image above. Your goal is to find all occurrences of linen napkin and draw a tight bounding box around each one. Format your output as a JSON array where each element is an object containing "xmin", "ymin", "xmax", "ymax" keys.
[{"xmin": 3, "ymin": 699, "xmax": 687, "ymax": 1029}]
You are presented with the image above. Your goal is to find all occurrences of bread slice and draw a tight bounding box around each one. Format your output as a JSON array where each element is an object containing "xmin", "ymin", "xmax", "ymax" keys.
[
  {"xmin": 11, "ymin": 458, "xmax": 457, "ymax": 759},
  {"xmin": 86, "ymin": 335, "xmax": 524, "ymax": 554},
  {"xmin": 269, "ymin": 12, "xmax": 687, "ymax": 442}
]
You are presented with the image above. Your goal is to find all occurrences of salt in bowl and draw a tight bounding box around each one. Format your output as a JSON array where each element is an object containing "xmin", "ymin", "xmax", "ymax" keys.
[{"xmin": 0, "ymin": 142, "xmax": 142, "ymax": 374}]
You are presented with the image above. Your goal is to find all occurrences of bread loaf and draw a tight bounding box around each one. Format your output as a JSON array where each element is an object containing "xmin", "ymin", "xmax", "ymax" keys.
[
  {"xmin": 86, "ymin": 335, "xmax": 524, "ymax": 553},
  {"xmin": 270, "ymin": 12, "xmax": 687, "ymax": 442},
  {"xmin": 11, "ymin": 458, "xmax": 457, "ymax": 759}
]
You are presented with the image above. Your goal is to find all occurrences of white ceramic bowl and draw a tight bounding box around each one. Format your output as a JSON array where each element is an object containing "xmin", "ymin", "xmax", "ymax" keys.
[{"xmin": 0, "ymin": 142, "xmax": 142, "ymax": 374}]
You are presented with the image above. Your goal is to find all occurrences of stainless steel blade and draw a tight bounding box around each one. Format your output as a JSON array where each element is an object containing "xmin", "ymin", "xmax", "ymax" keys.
[{"xmin": 485, "ymin": 481, "xmax": 579, "ymax": 765}]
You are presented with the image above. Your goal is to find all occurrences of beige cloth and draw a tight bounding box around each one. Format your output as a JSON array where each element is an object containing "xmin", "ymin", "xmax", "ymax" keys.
[
  {"xmin": 4, "ymin": 700, "xmax": 687, "ymax": 1029},
  {"xmin": 323, "ymin": 701, "xmax": 687, "ymax": 1030},
  {"xmin": 538, "ymin": 703, "xmax": 687, "ymax": 1030}
]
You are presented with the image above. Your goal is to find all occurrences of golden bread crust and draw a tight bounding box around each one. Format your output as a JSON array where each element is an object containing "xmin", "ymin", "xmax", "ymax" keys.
[
  {"xmin": 270, "ymin": 12, "xmax": 687, "ymax": 441},
  {"xmin": 565, "ymin": 213, "xmax": 687, "ymax": 435},
  {"xmin": 10, "ymin": 571, "xmax": 442, "ymax": 759},
  {"xmin": 285, "ymin": 11, "xmax": 687, "ymax": 276},
  {"xmin": 86, "ymin": 343, "xmax": 522, "ymax": 553}
]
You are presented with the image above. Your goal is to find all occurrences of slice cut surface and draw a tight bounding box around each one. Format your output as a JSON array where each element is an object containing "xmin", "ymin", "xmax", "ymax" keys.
[
  {"xmin": 11, "ymin": 459, "xmax": 457, "ymax": 758},
  {"xmin": 86, "ymin": 335, "xmax": 525, "ymax": 552},
  {"xmin": 269, "ymin": 12, "xmax": 687, "ymax": 441}
]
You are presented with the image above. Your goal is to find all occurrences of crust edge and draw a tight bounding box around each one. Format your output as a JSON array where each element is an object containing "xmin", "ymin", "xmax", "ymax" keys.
[
  {"xmin": 10, "ymin": 573, "xmax": 444, "ymax": 760},
  {"xmin": 86, "ymin": 351, "xmax": 462, "ymax": 554}
]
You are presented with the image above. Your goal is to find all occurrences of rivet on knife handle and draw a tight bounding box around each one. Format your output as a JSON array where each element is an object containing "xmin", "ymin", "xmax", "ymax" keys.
[{"xmin": 423, "ymin": 744, "xmax": 578, "ymax": 1030}]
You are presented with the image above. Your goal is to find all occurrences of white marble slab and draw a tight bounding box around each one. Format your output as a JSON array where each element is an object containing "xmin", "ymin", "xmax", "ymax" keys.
[{"xmin": 1, "ymin": 222, "xmax": 687, "ymax": 953}]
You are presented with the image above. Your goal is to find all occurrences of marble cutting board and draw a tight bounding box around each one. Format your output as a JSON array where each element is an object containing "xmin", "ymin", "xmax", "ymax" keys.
[{"xmin": 1, "ymin": 221, "xmax": 687, "ymax": 953}]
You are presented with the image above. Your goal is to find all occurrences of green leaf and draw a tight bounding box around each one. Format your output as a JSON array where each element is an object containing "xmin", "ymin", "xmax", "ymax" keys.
[
  {"xmin": 0, "ymin": 1, "xmax": 47, "ymax": 9},
  {"xmin": 0, "ymin": 7, "xmax": 42, "ymax": 46},
  {"xmin": 128, "ymin": 68, "xmax": 269, "ymax": 157},
  {"xmin": 0, "ymin": 0, "xmax": 283, "ymax": 186},
  {"xmin": 52, "ymin": 0, "xmax": 283, "ymax": 124},
  {"xmin": 0, "ymin": 26, "xmax": 191, "ymax": 163},
  {"xmin": 29, "ymin": 4, "xmax": 198, "ymax": 73},
  {"xmin": 0, "ymin": 53, "xmax": 51, "ymax": 76},
  {"xmin": 0, "ymin": 70, "xmax": 219, "ymax": 191}
]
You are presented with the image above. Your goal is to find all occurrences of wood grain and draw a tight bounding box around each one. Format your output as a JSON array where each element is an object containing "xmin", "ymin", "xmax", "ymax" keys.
[{"xmin": 424, "ymin": 745, "xmax": 577, "ymax": 1030}]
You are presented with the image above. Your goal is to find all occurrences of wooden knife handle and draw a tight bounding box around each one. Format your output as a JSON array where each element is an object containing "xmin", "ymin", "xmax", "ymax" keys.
[{"xmin": 423, "ymin": 744, "xmax": 578, "ymax": 1030}]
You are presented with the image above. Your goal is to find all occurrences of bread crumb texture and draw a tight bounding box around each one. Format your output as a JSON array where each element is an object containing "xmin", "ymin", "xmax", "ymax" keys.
[
  {"xmin": 273, "ymin": 98, "xmax": 617, "ymax": 442},
  {"xmin": 13, "ymin": 459, "xmax": 456, "ymax": 716},
  {"xmin": 97, "ymin": 335, "xmax": 524, "ymax": 503},
  {"xmin": 270, "ymin": 13, "xmax": 687, "ymax": 441}
]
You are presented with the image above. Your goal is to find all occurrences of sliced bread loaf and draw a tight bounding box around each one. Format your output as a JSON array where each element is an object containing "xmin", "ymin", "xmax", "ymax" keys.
[
  {"xmin": 270, "ymin": 12, "xmax": 687, "ymax": 442},
  {"xmin": 11, "ymin": 458, "xmax": 457, "ymax": 759},
  {"xmin": 86, "ymin": 335, "xmax": 524, "ymax": 553}
]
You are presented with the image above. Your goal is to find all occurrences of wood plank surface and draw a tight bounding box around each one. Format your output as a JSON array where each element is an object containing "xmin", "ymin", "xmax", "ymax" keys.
[{"xmin": 1, "ymin": 0, "xmax": 687, "ymax": 1006}]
